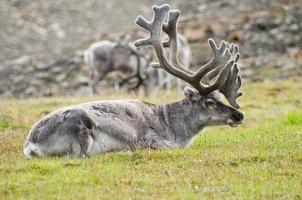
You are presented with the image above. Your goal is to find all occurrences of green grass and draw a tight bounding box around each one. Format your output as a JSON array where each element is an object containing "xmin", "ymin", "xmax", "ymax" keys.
[
  {"xmin": 0, "ymin": 80, "xmax": 302, "ymax": 199},
  {"xmin": 257, "ymin": 67, "xmax": 279, "ymax": 78}
]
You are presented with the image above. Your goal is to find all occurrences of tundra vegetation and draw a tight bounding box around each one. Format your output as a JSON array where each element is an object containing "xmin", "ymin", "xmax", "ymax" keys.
[
  {"xmin": 0, "ymin": 2, "xmax": 301, "ymax": 200},
  {"xmin": 0, "ymin": 80, "xmax": 301, "ymax": 199}
]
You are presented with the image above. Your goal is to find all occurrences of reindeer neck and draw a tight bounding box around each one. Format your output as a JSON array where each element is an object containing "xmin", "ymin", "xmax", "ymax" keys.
[{"xmin": 158, "ymin": 99, "xmax": 205, "ymax": 143}]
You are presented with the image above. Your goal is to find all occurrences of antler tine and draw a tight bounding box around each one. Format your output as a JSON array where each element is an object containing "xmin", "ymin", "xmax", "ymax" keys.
[
  {"xmin": 201, "ymin": 59, "xmax": 235, "ymax": 93},
  {"xmin": 162, "ymin": 9, "xmax": 194, "ymax": 75},
  {"xmin": 220, "ymin": 63, "xmax": 242, "ymax": 109},
  {"xmin": 162, "ymin": 9, "xmax": 179, "ymax": 64},
  {"xmin": 202, "ymin": 45, "xmax": 239, "ymax": 84},
  {"xmin": 135, "ymin": 5, "xmax": 170, "ymax": 47},
  {"xmin": 162, "ymin": 10, "xmax": 179, "ymax": 47},
  {"xmin": 135, "ymin": 4, "xmax": 193, "ymax": 83},
  {"xmin": 191, "ymin": 39, "xmax": 230, "ymax": 82}
]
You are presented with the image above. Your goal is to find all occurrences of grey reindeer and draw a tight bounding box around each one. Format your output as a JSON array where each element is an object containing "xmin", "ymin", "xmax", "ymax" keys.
[
  {"xmin": 24, "ymin": 4, "xmax": 244, "ymax": 158},
  {"xmin": 84, "ymin": 34, "xmax": 191, "ymax": 95},
  {"xmin": 84, "ymin": 39, "xmax": 146, "ymax": 94}
]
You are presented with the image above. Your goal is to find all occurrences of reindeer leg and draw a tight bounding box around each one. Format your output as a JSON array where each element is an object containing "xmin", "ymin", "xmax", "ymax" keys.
[
  {"xmin": 66, "ymin": 109, "xmax": 95, "ymax": 158},
  {"xmin": 89, "ymin": 70, "xmax": 98, "ymax": 95},
  {"xmin": 176, "ymin": 78, "xmax": 182, "ymax": 94},
  {"xmin": 140, "ymin": 131, "xmax": 177, "ymax": 149},
  {"xmin": 114, "ymin": 81, "xmax": 120, "ymax": 92},
  {"xmin": 166, "ymin": 74, "xmax": 172, "ymax": 96},
  {"xmin": 78, "ymin": 130, "xmax": 94, "ymax": 157},
  {"xmin": 142, "ymin": 80, "xmax": 149, "ymax": 96},
  {"xmin": 75, "ymin": 112, "xmax": 95, "ymax": 157}
]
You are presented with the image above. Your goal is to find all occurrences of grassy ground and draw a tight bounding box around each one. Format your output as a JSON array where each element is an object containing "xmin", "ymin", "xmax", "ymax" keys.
[{"xmin": 0, "ymin": 80, "xmax": 302, "ymax": 199}]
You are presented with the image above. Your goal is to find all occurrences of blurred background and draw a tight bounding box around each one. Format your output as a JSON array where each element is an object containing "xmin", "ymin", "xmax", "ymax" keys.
[{"xmin": 0, "ymin": 0, "xmax": 301, "ymax": 98}]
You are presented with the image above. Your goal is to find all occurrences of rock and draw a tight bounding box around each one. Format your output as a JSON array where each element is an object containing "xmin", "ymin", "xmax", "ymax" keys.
[
  {"xmin": 0, "ymin": 0, "xmax": 301, "ymax": 98},
  {"xmin": 11, "ymin": 56, "xmax": 32, "ymax": 65}
]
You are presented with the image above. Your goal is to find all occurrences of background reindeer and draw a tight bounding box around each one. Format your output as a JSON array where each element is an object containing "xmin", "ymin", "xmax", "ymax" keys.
[
  {"xmin": 24, "ymin": 4, "xmax": 243, "ymax": 158},
  {"xmin": 84, "ymin": 38, "xmax": 147, "ymax": 94},
  {"xmin": 84, "ymin": 32, "xmax": 191, "ymax": 95}
]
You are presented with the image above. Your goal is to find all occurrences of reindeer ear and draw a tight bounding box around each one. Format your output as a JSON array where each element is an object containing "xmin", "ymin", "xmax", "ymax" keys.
[{"xmin": 184, "ymin": 87, "xmax": 201, "ymax": 102}]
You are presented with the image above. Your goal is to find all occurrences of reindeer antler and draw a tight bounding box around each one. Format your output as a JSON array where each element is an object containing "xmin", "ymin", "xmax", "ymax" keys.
[{"xmin": 135, "ymin": 4, "xmax": 242, "ymax": 108}]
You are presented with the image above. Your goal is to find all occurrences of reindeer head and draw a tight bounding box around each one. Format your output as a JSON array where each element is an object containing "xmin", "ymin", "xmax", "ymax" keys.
[
  {"xmin": 135, "ymin": 4, "xmax": 244, "ymax": 128},
  {"xmin": 183, "ymin": 87, "xmax": 244, "ymax": 127}
]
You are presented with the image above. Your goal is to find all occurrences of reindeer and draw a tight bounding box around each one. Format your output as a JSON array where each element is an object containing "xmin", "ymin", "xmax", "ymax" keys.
[
  {"xmin": 84, "ymin": 33, "xmax": 191, "ymax": 95},
  {"xmin": 23, "ymin": 4, "xmax": 244, "ymax": 158},
  {"xmin": 84, "ymin": 39, "xmax": 146, "ymax": 94}
]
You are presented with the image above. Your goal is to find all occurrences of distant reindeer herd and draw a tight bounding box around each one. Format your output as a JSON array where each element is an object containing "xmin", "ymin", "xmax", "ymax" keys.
[{"xmin": 24, "ymin": 4, "xmax": 244, "ymax": 158}]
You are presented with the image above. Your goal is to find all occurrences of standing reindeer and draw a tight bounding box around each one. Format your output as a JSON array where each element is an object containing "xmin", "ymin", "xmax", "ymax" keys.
[
  {"xmin": 84, "ymin": 33, "xmax": 191, "ymax": 95},
  {"xmin": 84, "ymin": 39, "xmax": 146, "ymax": 94},
  {"xmin": 24, "ymin": 4, "xmax": 244, "ymax": 158}
]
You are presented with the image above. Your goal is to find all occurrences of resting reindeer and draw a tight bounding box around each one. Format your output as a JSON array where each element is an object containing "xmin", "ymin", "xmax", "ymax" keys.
[{"xmin": 24, "ymin": 4, "xmax": 244, "ymax": 158}]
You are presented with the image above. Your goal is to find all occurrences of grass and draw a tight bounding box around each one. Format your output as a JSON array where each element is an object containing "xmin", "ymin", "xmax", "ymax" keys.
[{"xmin": 0, "ymin": 80, "xmax": 302, "ymax": 199}]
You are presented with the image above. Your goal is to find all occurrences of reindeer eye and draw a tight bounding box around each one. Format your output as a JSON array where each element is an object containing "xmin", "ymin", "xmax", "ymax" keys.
[{"xmin": 205, "ymin": 99, "xmax": 216, "ymax": 109}]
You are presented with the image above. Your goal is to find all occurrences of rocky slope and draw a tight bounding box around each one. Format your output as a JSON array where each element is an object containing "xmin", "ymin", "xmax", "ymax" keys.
[{"xmin": 0, "ymin": 0, "xmax": 301, "ymax": 98}]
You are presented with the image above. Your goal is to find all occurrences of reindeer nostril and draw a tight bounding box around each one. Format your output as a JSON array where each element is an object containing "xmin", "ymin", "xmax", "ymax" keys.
[{"xmin": 233, "ymin": 112, "xmax": 244, "ymax": 121}]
